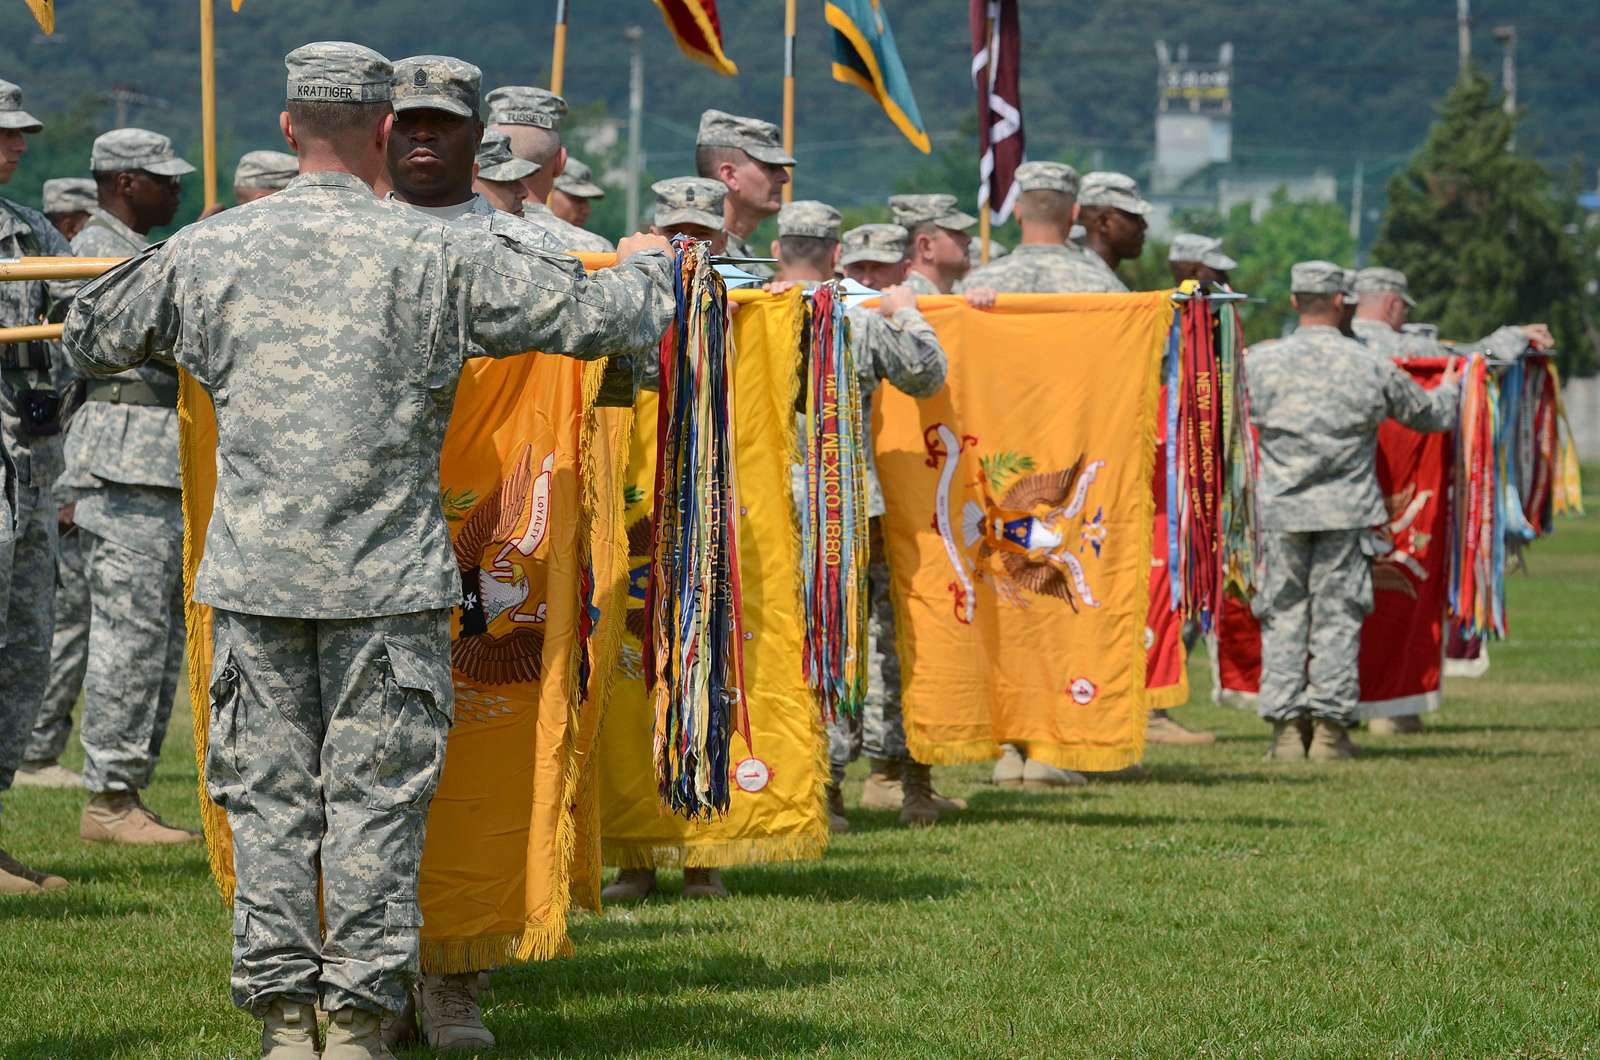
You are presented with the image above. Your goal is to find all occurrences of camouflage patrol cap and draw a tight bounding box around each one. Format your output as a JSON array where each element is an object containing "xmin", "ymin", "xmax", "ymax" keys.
[
  {"xmin": 42, "ymin": 177, "xmax": 96, "ymax": 214},
  {"xmin": 1340, "ymin": 268, "xmax": 1360, "ymax": 304},
  {"xmin": 1014, "ymin": 161, "xmax": 1080, "ymax": 196},
  {"xmin": 484, "ymin": 86, "xmax": 566, "ymax": 130},
  {"xmin": 392, "ymin": 55, "xmax": 482, "ymax": 119},
  {"xmin": 840, "ymin": 223, "xmax": 908, "ymax": 267},
  {"xmin": 0, "ymin": 79, "xmax": 42, "ymax": 133},
  {"xmin": 777, "ymin": 199, "xmax": 842, "ymax": 241},
  {"xmin": 652, "ymin": 176, "xmax": 725, "ymax": 231},
  {"xmin": 554, "ymin": 157, "xmax": 604, "ymax": 198},
  {"xmin": 233, "ymin": 150, "xmax": 298, "ymax": 190},
  {"xmin": 285, "ymin": 41, "xmax": 393, "ymax": 104},
  {"xmin": 1168, "ymin": 233, "xmax": 1237, "ymax": 271},
  {"xmin": 695, "ymin": 108, "xmax": 795, "ymax": 166},
  {"xmin": 1353, "ymin": 266, "xmax": 1416, "ymax": 308},
  {"xmin": 1289, "ymin": 260, "xmax": 1347, "ymax": 295},
  {"xmin": 475, "ymin": 130, "xmax": 539, "ymax": 183},
  {"xmin": 889, "ymin": 193, "xmax": 977, "ymax": 233},
  {"xmin": 90, "ymin": 128, "xmax": 196, "ymax": 177},
  {"xmin": 1078, "ymin": 171, "xmax": 1153, "ymax": 215}
]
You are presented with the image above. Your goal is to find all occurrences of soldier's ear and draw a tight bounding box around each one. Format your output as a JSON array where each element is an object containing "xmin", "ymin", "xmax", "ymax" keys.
[
  {"xmin": 769, "ymin": 238, "xmax": 780, "ymax": 261},
  {"xmin": 279, "ymin": 111, "xmax": 298, "ymax": 154}
]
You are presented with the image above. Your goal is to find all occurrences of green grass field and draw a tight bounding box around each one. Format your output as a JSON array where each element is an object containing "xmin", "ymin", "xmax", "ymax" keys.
[{"xmin": 3, "ymin": 478, "xmax": 1596, "ymax": 1059}]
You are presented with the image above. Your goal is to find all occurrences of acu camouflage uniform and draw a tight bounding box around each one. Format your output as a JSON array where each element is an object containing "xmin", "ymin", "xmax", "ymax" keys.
[
  {"xmin": 485, "ymin": 85, "xmax": 615, "ymax": 253},
  {"xmin": 819, "ymin": 215, "xmax": 948, "ymax": 772},
  {"xmin": 890, "ymin": 193, "xmax": 978, "ymax": 297},
  {"xmin": 57, "ymin": 175, "xmax": 192, "ymax": 794},
  {"xmin": 958, "ymin": 161, "xmax": 1128, "ymax": 294},
  {"xmin": 64, "ymin": 41, "xmax": 674, "ymax": 1019},
  {"xmin": 0, "ymin": 78, "xmax": 69, "ymax": 807},
  {"xmin": 1351, "ymin": 267, "xmax": 1530, "ymax": 362},
  {"xmin": 698, "ymin": 109, "xmax": 795, "ymax": 280},
  {"xmin": 1246, "ymin": 263, "xmax": 1458, "ymax": 726}
]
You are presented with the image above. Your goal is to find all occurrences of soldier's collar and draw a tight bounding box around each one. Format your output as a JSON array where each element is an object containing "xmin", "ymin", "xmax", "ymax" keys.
[
  {"xmin": 0, "ymin": 197, "xmax": 26, "ymax": 240},
  {"xmin": 290, "ymin": 170, "xmax": 375, "ymax": 193},
  {"xmin": 82, "ymin": 206, "xmax": 148, "ymax": 250}
]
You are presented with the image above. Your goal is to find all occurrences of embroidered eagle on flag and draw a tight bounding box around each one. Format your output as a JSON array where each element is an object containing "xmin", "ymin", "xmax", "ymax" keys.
[{"xmin": 961, "ymin": 454, "xmax": 1107, "ymax": 612}]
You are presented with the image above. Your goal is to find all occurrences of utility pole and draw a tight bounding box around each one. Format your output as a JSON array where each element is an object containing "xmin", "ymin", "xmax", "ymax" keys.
[
  {"xmin": 624, "ymin": 25, "xmax": 644, "ymax": 235},
  {"xmin": 1457, "ymin": 0, "xmax": 1471, "ymax": 77},
  {"xmin": 1494, "ymin": 24, "xmax": 1517, "ymax": 150},
  {"xmin": 1349, "ymin": 159, "xmax": 1364, "ymax": 255}
]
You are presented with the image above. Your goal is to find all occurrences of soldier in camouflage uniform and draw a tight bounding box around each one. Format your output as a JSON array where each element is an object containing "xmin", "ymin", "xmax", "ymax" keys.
[
  {"xmin": 1351, "ymin": 266, "xmax": 1549, "ymax": 364},
  {"xmin": 1168, "ymin": 233, "xmax": 1236, "ymax": 288},
  {"xmin": 1073, "ymin": 171, "xmax": 1153, "ymax": 290},
  {"xmin": 889, "ymin": 193, "xmax": 978, "ymax": 295},
  {"xmin": 1246, "ymin": 262, "xmax": 1461, "ymax": 762},
  {"xmin": 64, "ymin": 42, "xmax": 673, "ymax": 1059},
  {"xmin": 233, "ymin": 149, "xmax": 299, "ymax": 204},
  {"xmin": 48, "ymin": 129, "xmax": 201, "ymax": 844},
  {"xmin": 695, "ymin": 109, "xmax": 794, "ymax": 279},
  {"xmin": 801, "ymin": 213, "xmax": 956, "ymax": 828},
  {"xmin": 485, "ymin": 85, "xmax": 615, "ymax": 253},
  {"xmin": 0, "ymin": 76, "xmax": 73, "ymax": 896},
  {"xmin": 550, "ymin": 155, "xmax": 604, "ymax": 231},
  {"xmin": 42, "ymin": 177, "xmax": 96, "ymax": 239},
  {"xmin": 958, "ymin": 161, "xmax": 1116, "ymax": 296},
  {"xmin": 470, "ymin": 129, "xmax": 537, "ymax": 215}
]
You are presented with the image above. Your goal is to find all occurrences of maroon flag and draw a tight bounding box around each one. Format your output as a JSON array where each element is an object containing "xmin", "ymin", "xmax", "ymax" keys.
[{"xmin": 970, "ymin": 0, "xmax": 1024, "ymax": 223}]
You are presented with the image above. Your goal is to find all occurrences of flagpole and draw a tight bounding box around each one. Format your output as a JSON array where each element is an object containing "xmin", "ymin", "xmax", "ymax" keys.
[
  {"xmin": 200, "ymin": 0, "xmax": 218, "ymax": 210},
  {"xmin": 782, "ymin": 0, "xmax": 796, "ymax": 203},
  {"xmin": 978, "ymin": 9, "xmax": 992, "ymax": 265},
  {"xmin": 550, "ymin": 0, "xmax": 569, "ymax": 96}
]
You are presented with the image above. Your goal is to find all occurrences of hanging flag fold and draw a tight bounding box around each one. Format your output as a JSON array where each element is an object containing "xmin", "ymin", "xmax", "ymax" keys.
[
  {"xmin": 24, "ymin": 0, "xmax": 54, "ymax": 33},
  {"xmin": 654, "ymin": 0, "xmax": 739, "ymax": 76},
  {"xmin": 970, "ymin": 0, "xmax": 1024, "ymax": 222},
  {"xmin": 825, "ymin": 0, "xmax": 931, "ymax": 154}
]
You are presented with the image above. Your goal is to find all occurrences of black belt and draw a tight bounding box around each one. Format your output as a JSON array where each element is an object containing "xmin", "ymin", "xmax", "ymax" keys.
[{"xmin": 86, "ymin": 379, "xmax": 179, "ymax": 408}]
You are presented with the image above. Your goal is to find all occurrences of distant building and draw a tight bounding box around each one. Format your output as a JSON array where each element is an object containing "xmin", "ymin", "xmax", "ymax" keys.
[{"xmin": 1152, "ymin": 41, "xmax": 1232, "ymax": 195}]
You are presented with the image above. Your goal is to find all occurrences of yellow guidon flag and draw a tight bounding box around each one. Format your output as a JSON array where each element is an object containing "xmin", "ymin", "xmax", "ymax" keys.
[
  {"xmin": 825, "ymin": 0, "xmax": 931, "ymax": 154},
  {"xmin": 874, "ymin": 293, "xmax": 1171, "ymax": 772},
  {"xmin": 597, "ymin": 288, "xmax": 828, "ymax": 871},
  {"xmin": 180, "ymin": 327, "xmax": 601, "ymax": 972},
  {"xmin": 23, "ymin": 0, "xmax": 53, "ymax": 33}
]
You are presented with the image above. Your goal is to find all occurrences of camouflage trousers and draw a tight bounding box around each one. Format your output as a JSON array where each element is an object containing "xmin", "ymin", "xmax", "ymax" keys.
[
  {"xmin": 827, "ymin": 529, "xmax": 908, "ymax": 779},
  {"xmin": 78, "ymin": 530, "xmax": 186, "ymax": 794},
  {"xmin": 206, "ymin": 607, "xmax": 453, "ymax": 1017},
  {"xmin": 1253, "ymin": 528, "xmax": 1374, "ymax": 726},
  {"xmin": 23, "ymin": 526, "xmax": 89, "ymax": 767},
  {"xmin": 0, "ymin": 478, "xmax": 58, "ymax": 805}
]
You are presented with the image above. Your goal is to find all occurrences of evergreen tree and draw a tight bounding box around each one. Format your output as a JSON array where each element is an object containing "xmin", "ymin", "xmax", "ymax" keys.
[{"xmin": 1373, "ymin": 73, "xmax": 1589, "ymax": 375}]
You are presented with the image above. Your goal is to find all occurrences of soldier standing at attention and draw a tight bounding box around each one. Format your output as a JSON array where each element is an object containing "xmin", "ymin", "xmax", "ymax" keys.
[
  {"xmin": 1073, "ymin": 171, "xmax": 1153, "ymax": 291},
  {"xmin": 888, "ymin": 193, "xmax": 978, "ymax": 296},
  {"xmin": 1167, "ymin": 233, "xmax": 1236, "ymax": 288},
  {"xmin": 64, "ymin": 42, "xmax": 673, "ymax": 1060},
  {"xmin": 41, "ymin": 177, "xmax": 96, "ymax": 240},
  {"xmin": 484, "ymin": 85, "xmax": 614, "ymax": 252},
  {"xmin": 1247, "ymin": 262, "xmax": 1460, "ymax": 762},
  {"xmin": 232, "ymin": 150, "xmax": 299, "ymax": 204},
  {"xmin": 470, "ymin": 130, "xmax": 537, "ymax": 215},
  {"xmin": 47, "ymin": 129, "xmax": 201, "ymax": 845},
  {"xmin": 550, "ymin": 156, "xmax": 605, "ymax": 232},
  {"xmin": 695, "ymin": 108, "xmax": 793, "ymax": 279},
  {"xmin": 1351, "ymin": 266, "xmax": 1551, "ymax": 364},
  {"xmin": 0, "ymin": 77, "xmax": 73, "ymax": 896}
]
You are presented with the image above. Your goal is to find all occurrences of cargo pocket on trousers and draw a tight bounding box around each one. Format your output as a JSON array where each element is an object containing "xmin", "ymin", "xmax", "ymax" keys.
[
  {"xmin": 205, "ymin": 646, "xmax": 247, "ymax": 809},
  {"xmin": 384, "ymin": 896, "xmax": 425, "ymax": 947},
  {"xmin": 366, "ymin": 638, "xmax": 452, "ymax": 811}
]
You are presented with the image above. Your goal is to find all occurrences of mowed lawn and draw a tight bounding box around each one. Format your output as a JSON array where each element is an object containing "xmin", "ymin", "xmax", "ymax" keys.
[{"xmin": 2, "ymin": 477, "xmax": 1596, "ymax": 1059}]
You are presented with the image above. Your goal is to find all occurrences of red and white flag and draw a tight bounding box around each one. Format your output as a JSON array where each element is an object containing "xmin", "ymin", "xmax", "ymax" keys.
[{"xmin": 969, "ymin": 0, "xmax": 1024, "ymax": 223}]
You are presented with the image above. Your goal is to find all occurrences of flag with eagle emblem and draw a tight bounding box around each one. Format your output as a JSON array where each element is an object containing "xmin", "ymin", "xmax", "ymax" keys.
[{"xmin": 873, "ymin": 292, "xmax": 1170, "ymax": 772}]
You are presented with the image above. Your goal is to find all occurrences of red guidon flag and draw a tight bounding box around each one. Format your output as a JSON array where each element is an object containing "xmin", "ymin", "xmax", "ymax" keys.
[
  {"xmin": 969, "ymin": 0, "xmax": 1024, "ymax": 223},
  {"xmin": 1214, "ymin": 359, "xmax": 1453, "ymax": 719},
  {"xmin": 654, "ymin": 0, "xmax": 739, "ymax": 76}
]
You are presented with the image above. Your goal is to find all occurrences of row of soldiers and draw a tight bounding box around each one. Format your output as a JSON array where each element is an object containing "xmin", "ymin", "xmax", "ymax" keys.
[{"xmin": 0, "ymin": 40, "xmax": 1556, "ymax": 1060}]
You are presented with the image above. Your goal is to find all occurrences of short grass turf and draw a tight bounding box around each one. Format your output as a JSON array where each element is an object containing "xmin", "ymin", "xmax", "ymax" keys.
[{"xmin": 3, "ymin": 477, "xmax": 1596, "ymax": 1059}]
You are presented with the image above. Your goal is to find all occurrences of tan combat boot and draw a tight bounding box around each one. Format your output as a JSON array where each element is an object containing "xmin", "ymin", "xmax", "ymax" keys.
[
  {"xmin": 1369, "ymin": 714, "xmax": 1424, "ymax": 736},
  {"xmin": 1264, "ymin": 720, "xmax": 1308, "ymax": 761},
  {"xmin": 600, "ymin": 868, "xmax": 658, "ymax": 903},
  {"xmin": 929, "ymin": 769, "xmax": 967, "ymax": 812},
  {"xmin": 0, "ymin": 849, "xmax": 43, "ymax": 896},
  {"xmin": 80, "ymin": 792, "xmax": 201, "ymax": 845},
  {"xmin": 1022, "ymin": 757, "xmax": 1087, "ymax": 790},
  {"xmin": 992, "ymin": 743, "xmax": 1025, "ymax": 787},
  {"xmin": 259, "ymin": 999, "xmax": 319, "ymax": 1060},
  {"xmin": 860, "ymin": 757, "xmax": 903, "ymax": 811},
  {"xmin": 417, "ymin": 972, "xmax": 495, "ymax": 1052},
  {"xmin": 682, "ymin": 867, "xmax": 728, "ymax": 899},
  {"xmin": 323, "ymin": 1007, "xmax": 393, "ymax": 1060},
  {"xmin": 0, "ymin": 848, "xmax": 68, "ymax": 893},
  {"xmin": 1145, "ymin": 709, "xmax": 1218, "ymax": 745},
  {"xmin": 898, "ymin": 762, "xmax": 939, "ymax": 827},
  {"xmin": 825, "ymin": 782, "xmax": 851, "ymax": 834},
  {"xmin": 1307, "ymin": 719, "xmax": 1361, "ymax": 762},
  {"xmin": 13, "ymin": 762, "xmax": 85, "ymax": 789}
]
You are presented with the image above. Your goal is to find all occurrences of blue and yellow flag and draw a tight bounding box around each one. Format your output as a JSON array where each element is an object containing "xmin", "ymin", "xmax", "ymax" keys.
[{"xmin": 825, "ymin": 0, "xmax": 931, "ymax": 154}]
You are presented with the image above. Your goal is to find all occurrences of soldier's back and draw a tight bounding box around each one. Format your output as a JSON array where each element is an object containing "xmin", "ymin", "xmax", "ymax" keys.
[{"xmin": 958, "ymin": 243, "xmax": 1123, "ymax": 294}]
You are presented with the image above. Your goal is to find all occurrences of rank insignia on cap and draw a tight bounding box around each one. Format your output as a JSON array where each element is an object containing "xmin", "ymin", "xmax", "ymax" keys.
[{"xmin": 413, "ymin": 69, "xmax": 427, "ymax": 87}]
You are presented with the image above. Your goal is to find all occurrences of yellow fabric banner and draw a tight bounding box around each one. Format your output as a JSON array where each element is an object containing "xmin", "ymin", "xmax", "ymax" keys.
[
  {"xmin": 181, "ymin": 350, "xmax": 591, "ymax": 973},
  {"xmin": 874, "ymin": 292, "xmax": 1169, "ymax": 772},
  {"xmin": 597, "ymin": 289, "xmax": 829, "ymax": 868}
]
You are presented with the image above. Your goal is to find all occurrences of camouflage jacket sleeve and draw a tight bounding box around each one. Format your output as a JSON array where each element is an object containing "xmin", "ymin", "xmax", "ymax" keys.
[
  {"xmin": 850, "ymin": 305, "xmax": 947, "ymax": 398},
  {"xmin": 450, "ymin": 234, "xmax": 674, "ymax": 361},
  {"xmin": 1473, "ymin": 325, "xmax": 1530, "ymax": 362},
  {"xmin": 1381, "ymin": 362, "xmax": 1458, "ymax": 433},
  {"xmin": 61, "ymin": 243, "xmax": 182, "ymax": 378}
]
